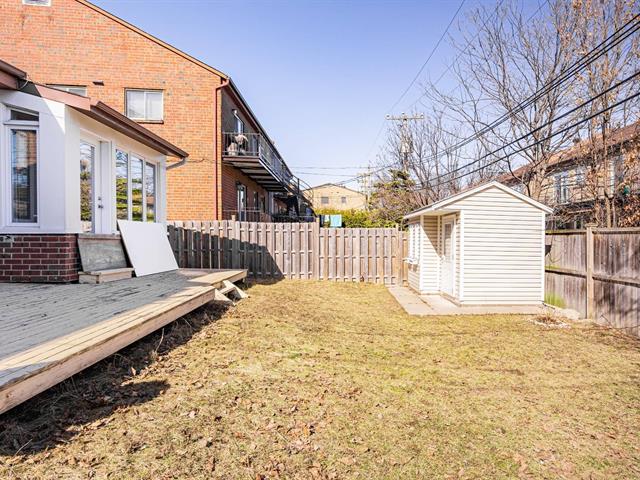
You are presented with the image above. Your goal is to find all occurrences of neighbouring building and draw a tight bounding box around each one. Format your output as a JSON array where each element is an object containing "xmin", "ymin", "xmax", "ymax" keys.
[
  {"xmin": 0, "ymin": 59, "xmax": 186, "ymax": 282},
  {"xmin": 501, "ymin": 121, "xmax": 640, "ymax": 228},
  {"xmin": 304, "ymin": 183, "xmax": 367, "ymax": 211},
  {"xmin": 403, "ymin": 181, "xmax": 551, "ymax": 306},
  {"xmin": 0, "ymin": 0, "xmax": 311, "ymax": 223}
]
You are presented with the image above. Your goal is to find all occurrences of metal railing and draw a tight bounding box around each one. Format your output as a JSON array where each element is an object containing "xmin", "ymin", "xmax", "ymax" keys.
[{"xmin": 223, "ymin": 131, "xmax": 294, "ymax": 189}]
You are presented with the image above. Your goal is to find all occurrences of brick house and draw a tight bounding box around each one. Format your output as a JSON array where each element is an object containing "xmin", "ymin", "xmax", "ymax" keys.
[
  {"xmin": 0, "ymin": 0, "xmax": 309, "ymax": 223},
  {"xmin": 501, "ymin": 121, "xmax": 640, "ymax": 228},
  {"xmin": 304, "ymin": 183, "xmax": 367, "ymax": 211},
  {"xmin": 0, "ymin": 59, "xmax": 187, "ymax": 282}
]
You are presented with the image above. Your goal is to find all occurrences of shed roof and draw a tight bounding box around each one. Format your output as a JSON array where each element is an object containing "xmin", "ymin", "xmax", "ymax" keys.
[{"xmin": 403, "ymin": 181, "xmax": 553, "ymax": 220}]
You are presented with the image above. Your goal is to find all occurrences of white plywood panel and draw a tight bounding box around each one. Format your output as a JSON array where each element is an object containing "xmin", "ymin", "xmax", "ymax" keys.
[{"xmin": 118, "ymin": 221, "xmax": 178, "ymax": 276}]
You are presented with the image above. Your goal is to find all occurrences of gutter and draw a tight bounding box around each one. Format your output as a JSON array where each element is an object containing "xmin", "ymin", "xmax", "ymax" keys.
[{"xmin": 167, "ymin": 157, "xmax": 188, "ymax": 170}]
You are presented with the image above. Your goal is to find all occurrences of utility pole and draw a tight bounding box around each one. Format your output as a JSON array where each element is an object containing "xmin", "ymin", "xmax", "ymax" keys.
[{"xmin": 385, "ymin": 112, "xmax": 424, "ymax": 173}]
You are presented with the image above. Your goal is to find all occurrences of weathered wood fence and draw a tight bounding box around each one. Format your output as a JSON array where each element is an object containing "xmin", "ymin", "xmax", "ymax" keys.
[
  {"xmin": 545, "ymin": 226, "xmax": 640, "ymax": 335},
  {"xmin": 167, "ymin": 221, "xmax": 405, "ymax": 285}
]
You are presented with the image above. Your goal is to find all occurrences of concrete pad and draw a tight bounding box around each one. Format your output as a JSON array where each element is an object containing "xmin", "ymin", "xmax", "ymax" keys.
[{"xmin": 388, "ymin": 286, "xmax": 543, "ymax": 316}]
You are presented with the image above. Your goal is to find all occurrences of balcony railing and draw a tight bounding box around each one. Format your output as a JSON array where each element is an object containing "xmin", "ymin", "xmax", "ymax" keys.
[
  {"xmin": 223, "ymin": 131, "xmax": 294, "ymax": 189},
  {"xmin": 223, "ymin": 209, "xmax": 315, "ymax": 223}
]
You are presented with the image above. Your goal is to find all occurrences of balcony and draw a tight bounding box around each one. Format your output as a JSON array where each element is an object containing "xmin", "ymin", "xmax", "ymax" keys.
[{"xmin": 223, "ymin": 132, "xmax": 298, "ymax": 194}]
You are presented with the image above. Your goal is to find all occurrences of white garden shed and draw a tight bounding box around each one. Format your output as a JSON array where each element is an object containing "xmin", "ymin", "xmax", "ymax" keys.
[{"xmin": 403, "ymin": 181, "xmax": 552, "ymax": 306}]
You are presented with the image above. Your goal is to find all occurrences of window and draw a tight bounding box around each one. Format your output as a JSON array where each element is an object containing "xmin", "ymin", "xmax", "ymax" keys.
[
  {"xmin": 321, "ymin": 196, "xmax": 329, "ymax": 205},
  {"xmin": 575, "ymin": 166, "xmax": 586, "ymax": 187},
  {"xmin": 145, "ymin": 162, "xmax": 156, "ymax": 222},
  {"xmin": 11, "ymin": 130, "xmax": 38, "ymax": 223},
  {"xmin": 407, "ymin": 224, "xmax": 420, "ymax": 261},
  {"xmin": 555, "ymin": 172, "xmax": 569, "ymax": 204},
  {"xmin": 80, "ymin": 142, "xmax": 95, "ymax": 232},
  {"xmin": 253, "ymin": 191, "xmax": 259, "ymax": 210},
  {"xmin": 125, "ymin": 90, "xmax": 163, "ymax": 121},
  {"xmin": 115, "ymin": 150, "xmax": 157, "ymax": 222},
  {"xmin": 23, "ymin": 0, "xmax": 51, "ymax": 5},
  {"xmin": 611, "ymin": 155, "xmax": 624, "ymax": 190},
  {"xmin": 233, "ymin": 110, "xmax": 244, "ymax": 134},
  {"xmin": 341, "ymin": 196, "xmax": 347, "ymax": 204},
  {"xmin": 115, "ymin": 150, "xmax": 129, "ymax": 220},
  {"xmin": 48, "ymin": 84, "xmax": 87, "ymax": 96},
  {"xmin": 6, "ymin": 108, "xmax": 39, "ymax": 224},
  {"xmin": 131, "ymin": 156, "xmax": 144, "ymax": 221}
]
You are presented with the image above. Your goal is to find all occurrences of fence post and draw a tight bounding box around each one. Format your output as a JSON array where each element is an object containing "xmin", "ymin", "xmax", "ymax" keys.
[{"xmin": 585, "ymin": 225, "xmax": 595, "ymax": 319}]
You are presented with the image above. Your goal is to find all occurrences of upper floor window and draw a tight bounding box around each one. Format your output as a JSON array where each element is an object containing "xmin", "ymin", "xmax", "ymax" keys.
[
  {"xmin": 233, "ymin": 110, "xmax": 245, "ymax": 134},
  {"xmin": 321, "ymin": 196, "xmax": 329, "ymax": 205},
  {"xmin": 341, "ymin": 196, "xmax": 347, "ymax": 204},
  {"xmin": 555, "ymin": 172, "xmax": 569, "ymax": 204},
  {"xmin": 611, "ymin": 155, "xmax": 625, "ymax": 190},
  {"xmin": 575, "ymin": 166, "xmax": 586, "ymax": 187},
  {"xmin": 125, "ymin": 89, "xmax": 163, "ymax": 122},
  {"xmin": 48, "ymin": 84, "xmax": 87, "ymax": 96},
  {"xmin": 23, "ymin": 0, "xmax": 51, "ymax": 6}
]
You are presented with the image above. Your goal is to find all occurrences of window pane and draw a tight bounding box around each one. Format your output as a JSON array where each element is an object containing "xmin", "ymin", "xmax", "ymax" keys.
[
  {"xmin": 80, "ymin": 142, "xmax": 94, "ymax": 232},
  {"xmin": 116, "ymin": 150, "xmax": 129, "ymax": 220},
  {"xmin": 126, "ymin": 91, "xmax": 145, "ymax": 119},
  {"xmin": 145, "ymin": 91, "xmax": 163, "ymax": 121},
  {"xmin": 131, "ymin": 156, "xmax": 143, "ymax": 221},
  {"xmin": 11, "ymin": 130, "xmax": 38, "ymax": 223},
  {"xmin": 10, "ymin": 109, "xmax": 38, "ymax": 122},
  {"xmin": 145, "ymin": 162, "xmax": 156, "ymax": 222}
]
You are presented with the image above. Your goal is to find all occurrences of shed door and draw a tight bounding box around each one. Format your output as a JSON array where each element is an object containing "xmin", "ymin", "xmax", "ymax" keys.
[{"xmin": 441, "ymin": 219, "xmax": 455, "ymax": 296}]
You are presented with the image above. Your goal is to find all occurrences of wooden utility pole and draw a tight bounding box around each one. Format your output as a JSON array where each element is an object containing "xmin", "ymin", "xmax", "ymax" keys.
[{"xmin": 385, "ymin": 112, "xmax": 424, "ymax": 173}]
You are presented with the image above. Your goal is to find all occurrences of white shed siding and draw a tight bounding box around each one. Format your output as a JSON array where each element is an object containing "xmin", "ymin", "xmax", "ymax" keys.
[
  {"xmin": 454, "ymin": 185, "xmax": 544, "ymax": 304},
  {"xmin": 406, "ymin": 220, "xmax": 421, "ymax": 292},
  {"xmin": 419, "ymin": 216, "xmax": 439, "ymax": 293}
]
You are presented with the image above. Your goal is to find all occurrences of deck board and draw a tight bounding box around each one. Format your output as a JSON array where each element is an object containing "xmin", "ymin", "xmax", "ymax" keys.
[{"xmin": 0, "ymin": 268, "xmax": 246, "ymax": 414}]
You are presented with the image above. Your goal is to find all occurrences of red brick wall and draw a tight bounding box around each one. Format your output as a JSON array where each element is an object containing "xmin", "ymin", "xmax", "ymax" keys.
[
  {"xmin": 221, "ymin": 164, "xmax": 271, "ymax": 215},
  {"xmin": 0, "ymin": 0, "xmax": 223, "ymax": 220},
  {"xmin": 0, "ymin": 234, "xmax": 80, "ymax": 283}
]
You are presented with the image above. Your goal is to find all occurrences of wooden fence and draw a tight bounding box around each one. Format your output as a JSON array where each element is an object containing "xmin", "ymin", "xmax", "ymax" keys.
[
  {"xmin": 545, "ymin": 226, "xmax": 640, "ymax": 335},
  {"xmin": 167, "ymin": 221, "xmax": 405, "ymax": 285}
]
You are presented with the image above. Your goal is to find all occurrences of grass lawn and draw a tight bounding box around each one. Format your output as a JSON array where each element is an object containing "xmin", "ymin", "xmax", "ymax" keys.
[{"xmin": 1, "ymin": 281, "xmax": 639, "ymax": 479}]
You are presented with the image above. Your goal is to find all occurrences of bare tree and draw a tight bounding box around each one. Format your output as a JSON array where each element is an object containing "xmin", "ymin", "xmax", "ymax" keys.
[
  {"xmin": 568, "ymin": 0, "xmax": 640, "ymax": 227},
  {"xmin": 419, "ymin": 0, "xmax": 582, "ymax": 199}
]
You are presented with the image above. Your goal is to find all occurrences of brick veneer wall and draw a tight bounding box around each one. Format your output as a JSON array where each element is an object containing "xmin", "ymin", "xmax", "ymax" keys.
[
  {"xmin": 0, "ymin": 234, "xmax": 80, "ymax": 283},
  {"xmin": 1, "ymin": 0, "xmax": 223, "ymax": 221}
]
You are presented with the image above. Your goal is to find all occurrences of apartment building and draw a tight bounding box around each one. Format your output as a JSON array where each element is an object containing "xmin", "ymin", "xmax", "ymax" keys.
[
  {"xmin": 304, "ymin": 183, "xmax": 367, "ymax": 212},
  {"xmin": 1, "ymin": 0, "xmax": 309, "ymax": 222},
  {"xmin": 501, "ymin": 121, "xmax": 640, "ymax": 228}
]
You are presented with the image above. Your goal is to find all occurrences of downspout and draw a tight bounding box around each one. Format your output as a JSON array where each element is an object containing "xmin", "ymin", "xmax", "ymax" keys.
[{"xmin": 214, "ymin": 78, "xmax": 231, "ymax": 219}]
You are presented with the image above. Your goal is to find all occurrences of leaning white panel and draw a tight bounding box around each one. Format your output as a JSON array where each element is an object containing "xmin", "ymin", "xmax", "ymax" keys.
[{"xmin": 117, "ymin": 220, "xmax": 178, "ymax": 276}]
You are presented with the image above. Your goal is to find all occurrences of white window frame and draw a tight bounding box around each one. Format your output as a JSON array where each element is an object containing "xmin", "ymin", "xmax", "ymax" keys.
[
  {"xmin": 3, "ymin": 106, "xmax": 40, "ymax": 226},
  {"xmin": 47, "ymin": 84, "xmax": 87, "ymax": 96},
  {"xmin": 23, "ymin": 0, "xmax": 52, "ymax": 6},
  {"xmin": 125, "ymin": 89, "xmax": 164, "ymax": 122},
  {"xmin": 555, "ymin": 172, "xmax": 569, "ymax": 204},
  {"xmin": 114, "ymin": 147, "xmax": 159, "ymax": 223},
  {"xmin": 234, "ymin": 110, "xmax": 245, "ymax": 134}
]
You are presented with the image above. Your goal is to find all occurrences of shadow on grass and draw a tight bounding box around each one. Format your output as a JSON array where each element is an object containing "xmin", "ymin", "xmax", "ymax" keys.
[{"xmin": 0, "ymin": 299, "xmax": 237, "ymax": 457}]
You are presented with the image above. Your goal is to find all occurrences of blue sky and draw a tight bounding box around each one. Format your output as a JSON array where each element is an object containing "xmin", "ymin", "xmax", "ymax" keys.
[{"xmin": 93, "ymin": 0, "xmax": 486, "ymax": 188}]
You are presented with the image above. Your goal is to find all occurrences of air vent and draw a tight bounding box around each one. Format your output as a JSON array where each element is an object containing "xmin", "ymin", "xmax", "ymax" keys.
[{"xmin": 23, "ymin": 0, "xmax": 51, "ymax": 6}]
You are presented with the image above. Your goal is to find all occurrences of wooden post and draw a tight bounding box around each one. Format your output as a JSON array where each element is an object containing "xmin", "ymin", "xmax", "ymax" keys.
[{"xmin": 585, "ymin": 225, "xmax": 595, "ymax": 319}]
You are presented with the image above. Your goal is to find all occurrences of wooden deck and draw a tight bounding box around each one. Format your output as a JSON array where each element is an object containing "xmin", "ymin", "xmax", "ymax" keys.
[{"xmin": 0, "ymin": 268, "xmax": 246, "ymax": 415}]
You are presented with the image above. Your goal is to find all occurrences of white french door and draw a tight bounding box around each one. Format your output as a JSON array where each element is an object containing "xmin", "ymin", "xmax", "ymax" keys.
[
  {"xmin": 80, "ymin": 139, "xmax": 112, "ymax": 234},
  {"xmin": 440, "ymin": 218, "xmax": 456, "ymax": 296}
]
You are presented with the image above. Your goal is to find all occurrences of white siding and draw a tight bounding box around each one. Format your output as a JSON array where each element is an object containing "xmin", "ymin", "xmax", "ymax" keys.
[
  {"xmin": 453, "ymin": 185, "xmax": 545, "ymax": 304},
  {"xmin": 406, "ymin": 220, "xmax": 421, "ymax": 292},
  {"xmin": 419, "ymin": 216, "xmax": 439, "ymax": 293}
]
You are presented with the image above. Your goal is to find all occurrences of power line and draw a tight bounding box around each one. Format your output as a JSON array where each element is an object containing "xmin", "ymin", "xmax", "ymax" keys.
[
  {"xmin": 414, "ymin": 85, "xmax": 640, "ymax": 191},
  {"xmin": 338, "ymin": 13, "xmax": 640, "ymax": 187},
  {"xmin": 356, "ymin": 0, "xmax": 469, "ymax": 175},
  {"xmin": 387, "ymin": 0, "xmax": 467, "ymax": 115}
]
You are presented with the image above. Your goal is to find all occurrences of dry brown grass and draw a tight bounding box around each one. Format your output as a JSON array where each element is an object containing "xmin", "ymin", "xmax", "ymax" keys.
[{"xmin": 1, "ymin": 280, "xmax": 640, "ymax": 479}]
